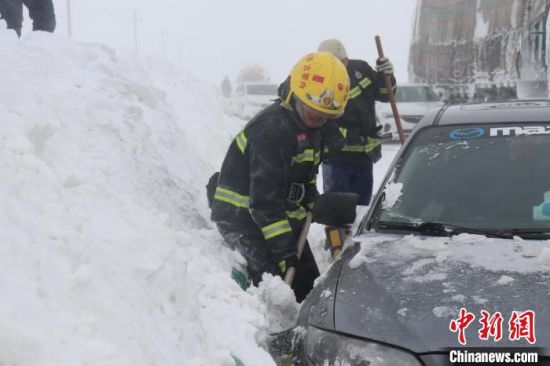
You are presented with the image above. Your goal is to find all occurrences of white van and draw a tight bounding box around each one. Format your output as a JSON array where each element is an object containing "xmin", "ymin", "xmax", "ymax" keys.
[{"xmin": 231, "ymin": 82, "xmax": 279, "ymax": 119}]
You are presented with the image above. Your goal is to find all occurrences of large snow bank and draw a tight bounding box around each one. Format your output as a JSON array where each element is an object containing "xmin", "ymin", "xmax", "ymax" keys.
[{"xmin": 0, "ymin": 28, "xmax": 275, "ymax": 366}]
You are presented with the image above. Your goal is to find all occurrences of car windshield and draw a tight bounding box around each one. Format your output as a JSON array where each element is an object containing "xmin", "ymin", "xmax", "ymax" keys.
[
  {"xmin": 396, "ymin": 86, "xmax": 440, "ymax": 102},
  {"xmin": 371, "ymin": 124, "xmax": 550, "ymax": 233},
  {"xmin": 246, "ymin": 84, "xmax": 278, "ymax": 96}
]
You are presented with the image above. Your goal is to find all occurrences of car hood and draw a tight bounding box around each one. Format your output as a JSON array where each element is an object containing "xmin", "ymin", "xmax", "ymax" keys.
[
  {"xmin": 378, "ymin": 101, "xmax": 443, "ymax": 116},
  {"xmin": 330, "ymin": 233, "xmax": 550, "ymax": 354}
]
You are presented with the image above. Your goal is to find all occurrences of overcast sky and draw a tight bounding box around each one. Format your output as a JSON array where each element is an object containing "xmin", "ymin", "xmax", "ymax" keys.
[{"xmin": 36, "ymin": 0, "xmax": 416, "ymax": 86}]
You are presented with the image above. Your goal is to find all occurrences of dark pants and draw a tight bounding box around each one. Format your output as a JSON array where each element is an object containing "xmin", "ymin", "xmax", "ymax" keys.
[
  {"xmin": 216, "ymin": 222, "xmax": 320, "ymax": 303},
  {"xmin": 0, "ymin": 0, "xmax": 55, "ymax": 37},
  {"xmin": 323, "ymin": 160, "xmax": 374, "ymax": 205}
]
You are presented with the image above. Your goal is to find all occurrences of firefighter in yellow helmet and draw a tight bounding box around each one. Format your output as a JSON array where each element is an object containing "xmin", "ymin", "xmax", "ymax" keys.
[{"xmin": 208, "ymin": 52, "xmax": 350, "ymax": 302}]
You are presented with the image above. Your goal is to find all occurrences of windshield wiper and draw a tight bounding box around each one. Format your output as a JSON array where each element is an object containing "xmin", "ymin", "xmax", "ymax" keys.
[
  {"xmin": 376, "ymin": 220, "xmax": 511, "ymax": 238},
  {"xmin": 490, "ymin": 228, "xmax": 550, "ymax": 240}
]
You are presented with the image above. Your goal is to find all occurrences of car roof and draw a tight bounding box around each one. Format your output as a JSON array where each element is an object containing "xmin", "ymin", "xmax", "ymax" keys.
[{"xmin": 418, "ymin": 99, "xmax": 550, "ymax": 128}]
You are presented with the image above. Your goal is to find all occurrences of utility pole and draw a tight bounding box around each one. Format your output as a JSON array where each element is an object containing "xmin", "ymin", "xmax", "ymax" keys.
[{"xmin": 66, "ymin": 0, "xmax": 72, "ymax": 38}]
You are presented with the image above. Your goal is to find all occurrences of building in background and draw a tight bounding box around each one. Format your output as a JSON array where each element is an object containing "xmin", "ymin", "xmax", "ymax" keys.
[{"xmin": 409, "ymin": 0, "xmax": 550, "ymax": 102}]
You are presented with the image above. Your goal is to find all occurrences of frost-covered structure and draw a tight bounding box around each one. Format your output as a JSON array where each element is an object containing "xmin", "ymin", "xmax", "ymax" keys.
[{"xmin": 410, "ymin": 0, "xmax": 550, "ymax": 102}]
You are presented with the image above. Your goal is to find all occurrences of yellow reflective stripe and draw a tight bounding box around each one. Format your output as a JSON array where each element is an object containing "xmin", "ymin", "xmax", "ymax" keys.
[
  {"xmin": 314, "ymin": 150, "xmax": 321, "ymax": 165},
  {"xmin": 261, "ymin": 220, "xmax": 292, "ymax": 240},
  {"xmin": 286, "ymin": 206, "xmax": 307, "ymax": 220},
  {"xmin": 214, "ymin": 186, "xmax": 250, "ymax": 208},
  {"xmin": 292, "ymin": 149, "xmax": 315, "ymax": 164},
  {"xmin": 339, "ymin": 127, "xmax": 348, "ymax": 137},
  {"xmin": 365, "ymin": 138, "xmax": 382, "ymax": 153},
  {"xmin": 349, "ymin": 85, "xmax": 362, "ymax": 99},
  {"xmin": 359, "ymin": 77, "xmax": 372, "ymax": 88},
  {"xmin": 235, "ymin": 131, "xmax": 247, "ymax": 154},
  {"xmin": 278, "ymin": 259, "xmax": 287, "ymax": 273},
  {"xmin": 341, "ymin": 139, "xmax": 382, "ymax": 154},
  {"xmin": 342, "ymin": 145, "xmax": 366, "ymax": 153},
  {"xmin": 308, "ymin": 177, "xmax": 316, "ymax": 184}
]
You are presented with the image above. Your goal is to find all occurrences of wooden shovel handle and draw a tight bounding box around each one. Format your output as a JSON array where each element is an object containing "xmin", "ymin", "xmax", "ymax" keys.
[
  {"xmin": 284, "ymin": 212, "xmax": 313, "ymax": 285},
  {"xmin": 375, "ymin": 35, "xmax": 406, "ymax": 144}
]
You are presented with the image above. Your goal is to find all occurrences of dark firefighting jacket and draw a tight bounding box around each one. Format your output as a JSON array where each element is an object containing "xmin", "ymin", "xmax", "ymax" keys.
[
  {"xmin": 323, "ymin": 59, "xmax": 396, "ymax": 163},
  {"xmin": 211, "ymin": 102, "xmax": 328, "ymax": 261}
]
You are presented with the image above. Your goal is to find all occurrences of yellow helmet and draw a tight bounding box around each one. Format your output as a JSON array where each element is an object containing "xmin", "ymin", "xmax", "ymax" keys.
[{"xmin": 286, "ymin": 52, "xmax": 350, "ymax": 117}]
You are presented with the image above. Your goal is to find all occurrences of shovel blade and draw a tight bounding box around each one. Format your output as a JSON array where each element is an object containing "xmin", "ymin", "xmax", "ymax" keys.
[{"xmin": 312, "ymin": 192, "xmax": 359, "ymax": 226}]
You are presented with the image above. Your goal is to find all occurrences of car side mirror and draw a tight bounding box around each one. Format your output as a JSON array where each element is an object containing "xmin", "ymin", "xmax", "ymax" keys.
[{"xmin": 313, "ymin": 192, "xmax": 359, "ymax": 226}]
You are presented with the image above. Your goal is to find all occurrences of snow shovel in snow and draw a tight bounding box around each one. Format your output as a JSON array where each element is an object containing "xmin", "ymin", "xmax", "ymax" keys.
[
  {"xmin": 284, "ymin": 192, "xmax": 359, "ymax": 286},
  {"xmin": 375, "ymin": 35, "xmax": 406, "ymax": 144}
]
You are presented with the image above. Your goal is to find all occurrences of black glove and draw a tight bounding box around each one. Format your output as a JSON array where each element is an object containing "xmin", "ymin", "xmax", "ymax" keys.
[{"xmin": 278, "ymin": 255, "xmax": 299, "ymax": 275}]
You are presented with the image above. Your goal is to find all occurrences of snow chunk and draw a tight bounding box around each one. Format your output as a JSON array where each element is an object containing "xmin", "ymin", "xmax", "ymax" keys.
[
  {"xmin": 472, "ymin": 296, "xmax": 489, "ymax": 305},
  {"xmin": 495, "ymin": 275, "xmax": 515, "ymax": 286},
  {"xmin": 451, "ymin": 294, "xmax": 467, "ymax": 303},
  {"xmin": 433, "ymin": 306, "xmax": 454, "ymax": 318},
  {"xmin": 252, "ymin": 274, "xmax": 300, "ymax": 334},
  {"xmin": 408, "ymin": 271, "xmax": 447, "ymax": 283}
]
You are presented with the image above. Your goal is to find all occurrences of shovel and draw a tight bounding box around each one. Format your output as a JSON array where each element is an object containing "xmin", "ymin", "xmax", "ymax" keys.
[
  {"xmin": 375, "ymin": 35, "xmax": 406, "ymax": 145},
  {"xmin": 284, "ymin": 192, "xmax": 359, "ymax": 285}
]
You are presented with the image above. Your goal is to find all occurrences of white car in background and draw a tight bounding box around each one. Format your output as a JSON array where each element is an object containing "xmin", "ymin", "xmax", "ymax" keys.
[
  {"xmin": 231, "ymin": 82, "xmax": 279, "ymax": 120},
  {"xmin": 377, "ymin": 84, "xmax": 443, "ymax": 140}
]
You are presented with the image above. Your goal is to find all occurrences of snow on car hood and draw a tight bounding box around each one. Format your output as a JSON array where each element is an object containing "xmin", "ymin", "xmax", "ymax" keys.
[{"xmin": 332, "ymin": 233, "xmax": 550, "ymax": 353}]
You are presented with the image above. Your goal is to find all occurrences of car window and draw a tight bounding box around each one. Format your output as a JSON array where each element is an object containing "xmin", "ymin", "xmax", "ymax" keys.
[
  {"xmin": 245, "ymin": 84, "xmax": 278, "ymax": 96},
  {"xmin": 371, "ymin": 124, "xmax": 550, "ymax": 231},
  {"xmin": 396, "ymin": 86, "xmax": 440, "ymax": 103}
]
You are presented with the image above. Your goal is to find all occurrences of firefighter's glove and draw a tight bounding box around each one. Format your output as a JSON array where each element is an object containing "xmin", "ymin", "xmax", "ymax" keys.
[
  {"xmin": 278, "ymin": 255, "xmax": 299, "ymax": 275},
  {"xmin": 376, "ymin": 57, "xmax": 394, "ymax": 75}
]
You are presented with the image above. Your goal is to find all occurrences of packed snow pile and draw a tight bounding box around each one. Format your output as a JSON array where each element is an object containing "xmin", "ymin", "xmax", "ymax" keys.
[{"xmin": 0, "ymin": 28, "xmax": 277, "ymax": 366}]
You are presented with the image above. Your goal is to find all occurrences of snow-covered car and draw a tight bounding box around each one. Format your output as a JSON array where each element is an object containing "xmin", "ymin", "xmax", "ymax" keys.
[
  {"xmin": 377, "ymin": 83, "xmax": 443, "ymax": 140},
  {"xmin": 292, "ymin": 100, "xmax": 550, "ymax": 365},
  {"xmin": 231, "ymin": 81, "xmax": 278, "ymax": 119}
]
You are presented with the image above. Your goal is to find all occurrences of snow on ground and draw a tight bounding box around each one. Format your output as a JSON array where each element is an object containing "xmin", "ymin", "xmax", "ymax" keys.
[{"xmin": 0, "ymin": 28, "xmax": 400, "ymax": 366}]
